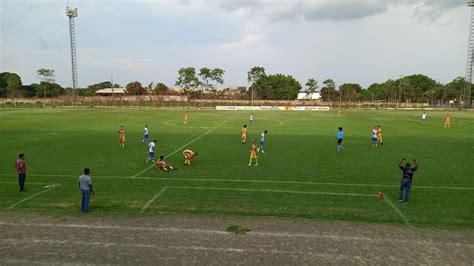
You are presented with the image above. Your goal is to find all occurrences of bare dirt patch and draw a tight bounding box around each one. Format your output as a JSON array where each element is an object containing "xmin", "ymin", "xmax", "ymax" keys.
[{"xmin": 0, "ymin": 212, "xmax": 472, "ymax": 265}]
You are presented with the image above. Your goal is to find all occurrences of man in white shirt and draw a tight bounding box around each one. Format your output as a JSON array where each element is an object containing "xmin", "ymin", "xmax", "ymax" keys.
[
  {"xmin": 146, "ymin": 140, "xmax": 157, "ymax": 163},
  {"xmin": 249, "ymin": 113, "xmax": 254, "ymax": 125},
  {"xmin": 78, "ymin": 168, "xmax": 94, "ymax": 213},
  {"xmin": 143, "ymin": 124, "xmax": 149, "ymax": 143},
  {"xmin": 257, "ymin": 130, "xmax": 268, "ymax": 153},
  {"xmin": 422, "ymin": 112, "xmax": 427, "ymax": 124}
]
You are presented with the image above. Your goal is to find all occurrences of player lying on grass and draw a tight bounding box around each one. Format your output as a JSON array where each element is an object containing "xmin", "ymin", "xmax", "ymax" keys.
[
  {"xmin": 183, "ymin": 149, "xmax": 197, "ymax": 165},
  {"xmin": 156, "ymin": 155, "xmax": 177, "ymax": 172}
]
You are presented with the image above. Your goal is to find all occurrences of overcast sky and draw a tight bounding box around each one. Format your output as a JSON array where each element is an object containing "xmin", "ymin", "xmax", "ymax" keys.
[{"xmin": 0, "ymin": 0, "xmax": 470, "ymax": 89}]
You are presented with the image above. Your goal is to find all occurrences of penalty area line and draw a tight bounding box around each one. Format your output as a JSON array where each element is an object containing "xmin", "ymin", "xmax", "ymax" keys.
[
  {"xmin": 141, "ymin": 186, "xmax": 169, "ymax": 213},
  {"xmin": 139, "ymin": 186, "xmax": 372, "ymax": 213},
  {"xmin": 7, "ymin": 184, "xmax": 62, "ymax": 210},
  {"xmin": 384, "ymin": 194, "xmax": 412, "ymax": 229}
]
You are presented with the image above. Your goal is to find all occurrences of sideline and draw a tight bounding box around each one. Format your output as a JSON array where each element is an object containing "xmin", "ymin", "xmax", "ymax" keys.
[
  {"xmin": 7, "ymin": 184, "xmax": 62, "ymax": 210},
  {"xmin": 140, "ymin": 185, "xmax": 372, "ymax": 213},
  {"xmin": 1, "ymin": 174, "xmax": 473, "ymax": 190}
]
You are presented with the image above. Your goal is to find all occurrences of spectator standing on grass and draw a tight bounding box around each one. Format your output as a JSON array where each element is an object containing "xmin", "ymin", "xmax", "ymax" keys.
[
  {"xmin": 398, "ymin": 158, "xmax": 418, "ymax": 203},
  {"xmin": 337, "ymin": 127, "xmax": 344, "ymax": 152},
  {"xmin": 15, "ymin": 154, "xmax": 26, "ymax": 192},
  {"xmin": 79, "ymin": 168, "xmax": 94, "ymax": 213}
]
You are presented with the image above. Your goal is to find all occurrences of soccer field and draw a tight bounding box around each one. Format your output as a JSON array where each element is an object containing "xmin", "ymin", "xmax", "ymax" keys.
[{"xmin": 0, "ymin": 108, "xmax": 473, "ymax": 229}]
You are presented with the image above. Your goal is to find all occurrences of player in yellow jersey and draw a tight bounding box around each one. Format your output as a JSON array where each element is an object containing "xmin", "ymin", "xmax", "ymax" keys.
[
  {"xmin": 183, "ymin": 149, "xmax": 197, "ymax": 165},
  {"xmin": 184, "ymin": 111, "xmax": 189, "ymax": 125},
  {"xmin": 118, "ymin": 125, "xmax": 125, "ymax": 148},
  {"xmin": 156, "ymin": 155, "xmax": 177, "ymax": 172},
  {"xmin": 377, "ymin": 126, "xmax": 383, "ymax": 145},
  {"xmin": 241, "ymin": 124, "xmax": 248, "ymax": 144},
  {"xmin": 248, "ymin": 139, "xmax": 258, "ymax": 167},
  {"xmin": 444, "ymin": 114, "xmax": 451, "ymax": 128}
]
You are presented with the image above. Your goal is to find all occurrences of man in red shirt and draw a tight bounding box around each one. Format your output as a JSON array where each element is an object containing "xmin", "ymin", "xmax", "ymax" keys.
[{"xmin": 15, "ymin": 154, "xmax": 26, "ymax": 192}]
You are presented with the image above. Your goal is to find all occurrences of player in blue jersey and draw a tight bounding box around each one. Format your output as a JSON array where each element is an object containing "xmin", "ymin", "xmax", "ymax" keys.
[{"xmin": 337, "ymin": 127, "xmax": 344, "ymax": 152}]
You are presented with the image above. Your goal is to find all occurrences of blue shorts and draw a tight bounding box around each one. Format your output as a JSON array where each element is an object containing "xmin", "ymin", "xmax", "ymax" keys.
[
  {"xmin": 149, "ymin": 152, "xmax": 154, "ymax": 158},
  {"xmin": 144, "ymin": 134, "xmax": 148, "ymax": 140},
  {"xmin": 260, "ymin": 140, "xmax": 264, "ymax": 146},
  {"xmin": 372, "ymin": 137, "xmax": 377, "ymax": 143}
]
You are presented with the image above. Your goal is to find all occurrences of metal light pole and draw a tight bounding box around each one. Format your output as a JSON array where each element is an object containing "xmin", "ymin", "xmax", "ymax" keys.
[
  {"xmin": 66, "ymin": 6, "xmax": 78, "ymax": 96},
  {"xmin": 464, "ymin": 0, "xmax": 474, "ymax": 108},
  {"xmin": 398, "ymin": 75, "xmax": 404, "ymax": 109}
]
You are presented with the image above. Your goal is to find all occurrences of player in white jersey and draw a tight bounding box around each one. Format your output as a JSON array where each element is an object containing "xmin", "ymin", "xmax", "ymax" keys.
[
  {"xmin": 249, "ymin": 113, "xmax": 254, "ymax": 125},
  {"xmin": 146, "ymin": 140, "xmax": 157, "ymax": 163},
  {"xmin": 371, "ymin": 127, "xmax": 378, "ymax": 147},
  {"xmin": 143, "ymin": 124, "xmax": 149, "ymax": 143},
  {"xmin": 421, "ymin": 112, "xmax": 427, "ymax": 124},
  {"xmin": 257, "ymin": 130, "xmax": 268, "ymax": 153}
]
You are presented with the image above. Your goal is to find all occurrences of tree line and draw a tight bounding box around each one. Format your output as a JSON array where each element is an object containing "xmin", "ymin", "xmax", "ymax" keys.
[{"xmin": 0, "ymin": 67, "xmax": 472, "ymax": 105}]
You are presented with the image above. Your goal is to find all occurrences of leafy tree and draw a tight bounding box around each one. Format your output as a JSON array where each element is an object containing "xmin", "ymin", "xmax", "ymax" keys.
[
  {"xmin": 154, "ymin": 83, "xmax": 169, "ymax": 94},
  {"xmin": 199, "ymin": 67, "xmax": 225, "ymax": 97},
  {"xmin": 0, "ymin": 72, "xmax": 22, "ymax": 97},
  {"xmin": 37, "ymin": 69, "xmax": 55, "ymax": 83},
  {"xmin": 21, "ymin": 84, "xmax": 37, "ymax": 97},
  {"xmin": 251, "ymin": 74, "xmax": 302, "ymax": 100},
  {"xmin": 305, "ymin": 78, "xmax": 318, "ymax": 97},
  {"xmin": 87, "ymin": 81, "xmax": 120, "ymax": 93},
  {"xmin": 443, "ymin": 77, "xmax": 466, "ymax": 103},
  {"xmin": 36, "ymin": 82, "xmax": 64, "ymax": 97},
  {"xmin": 176, "ymin": 67, "xmax": 200, "ymax": 96},
  {"xmin": 358, "ymin": 89, "xmax": 373, "ymax": 100},
  {"xmin": 367, "ymin": 83, "xmax": 388, "ymax": 100},
  {"xmin": 126, "ymin": 81, "xmax": 145, "ymax": 95},
  {"xmin": 321, "ymin": 79, "xmax": 337, "ymax": 101},
  {"xmin": 339, "ymin": 83, "xmax": 362, "ymax": 102},
  {"xmin": 247, "ymin": 66, "xmax": 266, "ymax": 99},
  {"xmin": 247, "ymin": 66, "xmax": 266, "ymax": 84}
]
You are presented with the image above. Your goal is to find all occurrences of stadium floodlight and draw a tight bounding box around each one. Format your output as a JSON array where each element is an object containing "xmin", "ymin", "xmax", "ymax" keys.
[
  {"xmin": 464, "ymin": 0, "xmax": 474, "ymax": 108},
  {"xmin": 66, "ymin": 6, "xmax": 79, "ymax": 96}
]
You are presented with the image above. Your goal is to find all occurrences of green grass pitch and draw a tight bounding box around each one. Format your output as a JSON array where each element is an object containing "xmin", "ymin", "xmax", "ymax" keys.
[{"xmin": 0, "ymin": 108, "xmax": 473, "ymax": 229}]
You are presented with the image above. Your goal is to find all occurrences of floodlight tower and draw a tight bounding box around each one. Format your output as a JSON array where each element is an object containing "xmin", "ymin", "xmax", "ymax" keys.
[
  {"xmin": 66, "ymin": 6, "xmax": 78, "ymax": 95},
  {"xmin": 464, "ymin": 0, "xmax": 474, "ymax": 108}
]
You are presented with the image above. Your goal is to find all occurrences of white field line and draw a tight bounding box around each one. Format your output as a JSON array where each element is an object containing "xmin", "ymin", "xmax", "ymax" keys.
[
  {"xmin": 169, "ymin": 186, "xmax": 373, "ymax": 197},
  {"xmin": 141, "ymin": 186, "xmax": 169, "ymax": 213},
  {"xmin": 3, "ymin": 173, "xmax": 473, "ymax": 191},
  {"xmin": 0, "ymin": 181, "xmax": 54, "ymax": 185},
  {"xmin": 132, "ymin": 119, "xmax": 230, "ymax": 178},
  {"xmin": 7, "ymin": 184, "xmax": 62, "ymax": 210},
  {"xmin": 0, "ymin": 222, "xmax": 471, "ymax": 248},
  {"xmin": 384, "ymin": 194, "xmax": 412, "ymax": 229},
  {"xmin": 139, "ymin": 186, "xmax": 371, "ymax": 213}
]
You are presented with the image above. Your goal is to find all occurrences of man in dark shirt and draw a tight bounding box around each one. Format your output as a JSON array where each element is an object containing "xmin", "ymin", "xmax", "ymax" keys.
[
  {"xmin": 398, "ymin": 158, "xmax": 418, "ymax": 203},
  {"xmin": 15, "ymin": 154, "xmax": 26, "ymax": 192}
]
